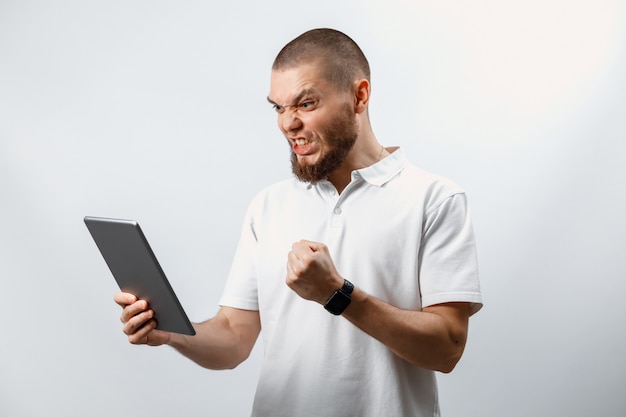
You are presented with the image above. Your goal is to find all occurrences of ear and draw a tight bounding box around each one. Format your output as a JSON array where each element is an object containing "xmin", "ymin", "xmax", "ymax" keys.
[{"xmin": 353, "ymin": 79, "xmax": 370, "ymax": 114}]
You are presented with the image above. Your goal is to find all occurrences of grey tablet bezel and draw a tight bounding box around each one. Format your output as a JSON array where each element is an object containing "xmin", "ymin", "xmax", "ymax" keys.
[{"xmin": 84, "ymin": 216, "xmax": 196, "ymax": 336}]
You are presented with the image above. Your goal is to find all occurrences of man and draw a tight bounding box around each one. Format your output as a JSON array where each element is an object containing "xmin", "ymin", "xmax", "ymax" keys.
[{"xmin": 116, "ymin": 28, "xmax": 482, "ymax": 416}]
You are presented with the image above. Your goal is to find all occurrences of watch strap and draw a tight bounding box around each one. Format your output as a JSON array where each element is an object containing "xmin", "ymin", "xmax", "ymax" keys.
[{"xmin": 341, "ymin": 279, "xmax": 354, "ymax": 295}]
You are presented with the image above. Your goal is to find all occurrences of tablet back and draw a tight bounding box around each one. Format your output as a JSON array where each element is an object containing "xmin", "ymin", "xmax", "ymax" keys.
[{"xmin": 84, "ymin": 216, "xmax": 195, "ymax": 335}]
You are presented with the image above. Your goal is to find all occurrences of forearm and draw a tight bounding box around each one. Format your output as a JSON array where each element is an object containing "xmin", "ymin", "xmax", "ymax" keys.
[
  {"xmin": 285, "ymin": 240, "xmax": 469, "ymax": 372},
  {"xmin": 341, "ymin": 288, "xmax": 469, "ymax": 373},
  {"xmin": 168, "ymin": 308, "xmax": 260, "ymax": 370}
]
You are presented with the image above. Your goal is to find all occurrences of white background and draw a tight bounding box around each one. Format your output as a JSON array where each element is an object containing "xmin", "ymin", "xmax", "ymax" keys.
[{"xmin": 1, "ymin": 1, "xmax": 625, "ymax": 416}]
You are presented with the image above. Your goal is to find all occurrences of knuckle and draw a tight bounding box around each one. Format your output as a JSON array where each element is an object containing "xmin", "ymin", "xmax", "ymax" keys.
[
  {"xmin": 285, "ymin": 275, "xmax": 295, "ymax": 287},
  {"xmin": 120, "ymin": 308, "xmax": 132, "ymax": 324},
  {"xmin": 292, "ymin": 264, "xmax": 303, "ymax": 276},
  {"xmin": 122, "ymin": 321, "xmax": 134, "ymax": 336}
]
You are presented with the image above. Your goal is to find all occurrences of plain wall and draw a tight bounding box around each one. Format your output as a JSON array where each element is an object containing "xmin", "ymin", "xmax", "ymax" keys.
[{"xmin": 1, "ymin": 1, "xmax": 625, "ymax": 416}]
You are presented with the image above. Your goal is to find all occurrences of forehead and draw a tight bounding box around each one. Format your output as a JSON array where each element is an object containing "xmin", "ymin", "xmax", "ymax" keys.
[{"xmin": 268, "ymin": 63, "xmax": 334, "ymax": 104}]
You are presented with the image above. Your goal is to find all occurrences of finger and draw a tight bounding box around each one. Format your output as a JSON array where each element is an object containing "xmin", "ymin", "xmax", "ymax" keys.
[
  {"xmin": 120, "ymin": 299, "xmax": 149, "ymax": 324},
  {"xmin": 114, "ymin": 292, "xmax": 137, "ymax": 308},
  {"xmin": 290, "ymin": 243, "xmax": 309, "ymax": 262},
  {"xmin": 127, "ymin": 318, "xmax": 158, "ymax": 345},
  {"xmin": 123, "ymin": 308, "xmax": 155, "ymax": 336},
  {"xmin": 292, "ymin": 240, "xmax": 325, "ymax": 258},
  {"xmin": 285, "ymin": 260, "xmax": 297, "ymax": 287},
  {"xmin": 286, "ymin": 249, "xmax": 298, "ymax": 267},
  {"xmin": 292, "ymin": 240, "xmax": 312, "ymax": 253},
  {"xmin": 286, "ymin": 250, "xmax": 305, "ymax": 277}
]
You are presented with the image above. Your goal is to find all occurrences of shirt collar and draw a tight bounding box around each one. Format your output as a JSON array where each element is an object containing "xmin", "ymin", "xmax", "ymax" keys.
[
  {"xmin": 353, "ymin": 146, "xmax": 407, "ymax": 187},
  {"xmin": 300, "ymin": 146, "xmax": 408, "ymax": 190}
]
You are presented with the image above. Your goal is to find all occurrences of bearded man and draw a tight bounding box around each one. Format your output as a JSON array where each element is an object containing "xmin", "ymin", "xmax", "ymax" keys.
[{"xmin": 116, "ymin": 28, "xmax": 483, "ymax": 417}]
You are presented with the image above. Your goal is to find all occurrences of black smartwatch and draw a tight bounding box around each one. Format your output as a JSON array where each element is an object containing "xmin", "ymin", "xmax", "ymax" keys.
[{"xmin": 324, "ymin": 279, "xmax": 354, "ymax": 315}]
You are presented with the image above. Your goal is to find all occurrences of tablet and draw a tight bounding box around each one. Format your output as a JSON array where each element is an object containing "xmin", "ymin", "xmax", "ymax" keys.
[{"xmin": 84, "ymin": 216, "xmax": 196, "ymax": 335}]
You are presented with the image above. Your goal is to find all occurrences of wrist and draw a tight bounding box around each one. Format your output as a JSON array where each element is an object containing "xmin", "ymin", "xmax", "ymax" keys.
[
  {"xmin": 166, "ymin": 331, "xmax": 187, "ymax": 348},
  {"xmin": 324, "ymin": 279, "xmax": 354, "ymax": 315}
]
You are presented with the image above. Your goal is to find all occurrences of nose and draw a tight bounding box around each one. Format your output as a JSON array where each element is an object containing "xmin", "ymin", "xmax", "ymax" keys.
[{"xmin": 278, "ymin": 110, "xmax": 302, "ymax": 134}]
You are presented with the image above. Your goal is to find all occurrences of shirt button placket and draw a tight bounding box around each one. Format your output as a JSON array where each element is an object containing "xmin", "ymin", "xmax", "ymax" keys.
[{"xmin": 327, "ymin": 185, "xmax": 343, "ymax": 230}]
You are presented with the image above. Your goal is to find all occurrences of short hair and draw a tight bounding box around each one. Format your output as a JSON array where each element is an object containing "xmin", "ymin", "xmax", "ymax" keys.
[{"xmin": 272, "ymin": 28, "xmax": 370, "ymax": 92}]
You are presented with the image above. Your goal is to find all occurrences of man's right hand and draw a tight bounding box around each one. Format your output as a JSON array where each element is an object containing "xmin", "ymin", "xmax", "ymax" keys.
[{"xmin": 114, "ymin": 292, "xmax": 172, "ymax": 346}]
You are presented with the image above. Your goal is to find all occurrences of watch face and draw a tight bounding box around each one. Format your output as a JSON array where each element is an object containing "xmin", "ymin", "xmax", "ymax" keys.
[{"xmin": 325, "ymin": 290, "xmax": 351, "ymax": 315}]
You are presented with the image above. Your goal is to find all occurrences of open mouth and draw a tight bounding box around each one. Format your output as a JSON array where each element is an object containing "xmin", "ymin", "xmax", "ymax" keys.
[{"xmin": 291, "ymin": 136, "xmax": 316, "ymax": 156}]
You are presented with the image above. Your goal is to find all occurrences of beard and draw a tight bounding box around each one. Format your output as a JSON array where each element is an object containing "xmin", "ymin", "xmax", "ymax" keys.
[{"xmin": 290, "ymin": 104, "xmax": 358, "ymax": 183}]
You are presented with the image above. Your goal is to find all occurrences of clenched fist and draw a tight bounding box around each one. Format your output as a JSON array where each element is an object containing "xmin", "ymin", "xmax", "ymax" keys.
[{"xmin": 286, "ymin": 240, "xmax": 344, "ymax": 304}]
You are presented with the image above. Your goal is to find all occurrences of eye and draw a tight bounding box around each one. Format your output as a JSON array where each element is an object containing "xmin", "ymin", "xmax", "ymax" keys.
[
  {"xmin": 272, "ymin": 104, "xmax": 285, "ymax": 113},
  {"xmin": 299, "ymin": 100, "xmax": 316, "ymax": 110}
]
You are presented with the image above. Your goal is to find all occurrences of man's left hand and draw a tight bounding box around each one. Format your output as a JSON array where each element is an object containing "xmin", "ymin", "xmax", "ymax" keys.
[{"xmin": 286, "ymin": 240, "xmax": 344, "ymax": 304}]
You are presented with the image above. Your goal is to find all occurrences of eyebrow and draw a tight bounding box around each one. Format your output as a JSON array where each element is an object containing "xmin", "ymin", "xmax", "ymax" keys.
[{"xmin": 267, "ymin": 88, "xmax": 318, "ymax": 108}]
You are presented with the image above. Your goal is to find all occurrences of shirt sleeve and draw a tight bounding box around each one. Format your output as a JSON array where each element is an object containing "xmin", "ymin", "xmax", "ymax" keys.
[
  {"xmin": 218, "ymin": 201, "xmax": 260, "ymax": 311},
  {"xmin": 418, "ymin": 192, "xmax": 483, "ymax": 315}
]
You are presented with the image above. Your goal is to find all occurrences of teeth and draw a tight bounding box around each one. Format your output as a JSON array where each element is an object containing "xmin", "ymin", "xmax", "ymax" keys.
[{"xmin": 295, "ymin": 138, "xmax": 309, "ymax": 146}]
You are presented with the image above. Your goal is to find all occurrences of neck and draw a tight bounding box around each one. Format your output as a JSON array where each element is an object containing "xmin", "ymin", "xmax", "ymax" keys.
[{"xmin": 327, "ymin": 130, "xmax": 388, "ymax": 194}]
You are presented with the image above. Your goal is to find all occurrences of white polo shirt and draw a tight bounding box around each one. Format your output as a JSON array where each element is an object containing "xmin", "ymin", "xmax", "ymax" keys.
[{"xmin": 219, "ymin": 147, "xmax": 482, "ymax": 417}]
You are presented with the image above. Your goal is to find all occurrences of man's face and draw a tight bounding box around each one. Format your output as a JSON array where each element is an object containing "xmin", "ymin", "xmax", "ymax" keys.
[{"xmin": 268, "ymin": 63, "xmax": 358, "ymax": 183}]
